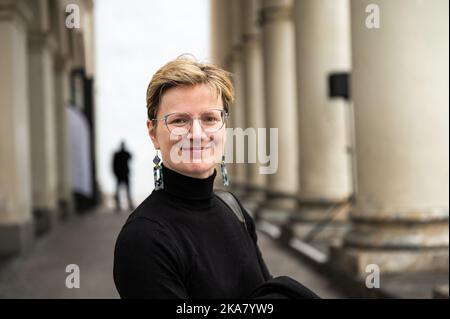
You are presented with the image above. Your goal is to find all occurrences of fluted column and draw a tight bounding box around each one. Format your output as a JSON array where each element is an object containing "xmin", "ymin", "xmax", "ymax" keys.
[
  {"xmin": 260, "ymin": 0, "xmax": 299, "ymax": 210},
  {"xmin": 210, "ymin": 0, "xmax": 225, "ymax": 67},
  {"xmin": 241, "ymin": 0, "xmax": 267, "ymax": 201},
  {"xmin": 27, "ymin": 0, "xmax": 59, "ymax": 234},
  {"xmin": 211, "ymin": 0, "xmax": 234, "ymax": 189},
  {"xmin": 229, "ymin": 0, "xmax": 248, "ymax": 190},
  {"xmin": 332, "ymin": 0, "xmax": 449, "ymax": 276},
  {"xmin": 53, "ymin": 0, "xmax": 74, "ymax": 217},
  {"xmin": 0, "ymin": 0, "xmax": 33, "ymax": 255},
  {"xmin": 54, "ymin": 55, "xmax": 74, "ymax": 218},
  {"xmin": 291, "ymin": 0, "xmax": 353, "ymax": 241}
]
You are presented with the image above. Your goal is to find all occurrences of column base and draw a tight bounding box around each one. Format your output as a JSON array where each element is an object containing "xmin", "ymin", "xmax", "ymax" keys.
[
  {"xmin": 433, "ymin": 285, "xmax": 449, "ymax": 299},
  {"xmin": 0, "ymin": 221, "xmax": 33, "ymax": 257},
  {"xmin": 239, "ymin": 188, "xmax": 265, "ymax": 202},
  {"xmin": 33, "ymin": 208, "xmax": 57, "ymax": 237},
  {"xmin": 291, "ymin": 202, "xmax": 350, "ymax": 222},
  {"xmin": 256, "ymin": 205, "xmax": 295, "ymax": 225},
  {"xmin": 329, "ymin": 245, "xmax": 449, "ymax": 278},
  {"xmin": 263, "ymin": 197, "xmax": 298, "ymax": 211},
  {"xmin": 290, "ymin": 222, "xmax": 350, "ymax": 244},
  {"xmin": 58, "ymin": 197, "xmax": 75, "ymax": 221},
  {"xmin": 283, "ymin": 202, "xmax": 351, "ymax": 244}
]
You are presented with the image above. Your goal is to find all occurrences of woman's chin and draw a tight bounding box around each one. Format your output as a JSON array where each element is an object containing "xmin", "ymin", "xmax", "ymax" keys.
[{"xmin": 174, "ymin": 162, "xmax": 216, "ymax": 179}]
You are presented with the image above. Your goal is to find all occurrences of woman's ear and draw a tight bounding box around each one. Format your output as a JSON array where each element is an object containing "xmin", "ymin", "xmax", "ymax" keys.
[{"xmin": 147, "ymin": 120, "xmax": 160, "ymax": 150}]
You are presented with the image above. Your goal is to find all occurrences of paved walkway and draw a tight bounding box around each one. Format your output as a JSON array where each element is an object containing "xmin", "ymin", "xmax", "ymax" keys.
[{"xmin": 0, "ymin": 208, "xmax": 345, "ymax": 298}]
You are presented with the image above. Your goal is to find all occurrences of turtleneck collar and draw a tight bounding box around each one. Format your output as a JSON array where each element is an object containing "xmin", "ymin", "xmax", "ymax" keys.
[{"xmin": 159, "ymin": 163, "xmax": 216, "ymax": 201}]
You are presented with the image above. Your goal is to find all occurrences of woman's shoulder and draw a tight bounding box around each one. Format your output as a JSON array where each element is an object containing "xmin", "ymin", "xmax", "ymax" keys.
[
  {"xmin": 113, "ymin": 209, "xmax": 187, "ymax": 285},
  {"xmin": 117, "ymin": 214, "xmax": 170, "ymax": 247},
  {"xmin": 115, "ymin": 212, "xmax": 182, "ymax": 262},
  {"xmin": 117, "ymin": 194, "xmax": 172, "ymax": 241},
  {"xmin": 123, "ymin": 190, "xmax": 169, "ymax": 225}
]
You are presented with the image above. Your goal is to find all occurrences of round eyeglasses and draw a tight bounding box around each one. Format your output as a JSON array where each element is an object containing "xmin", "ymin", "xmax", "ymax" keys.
[{"xmin": 152, "ymin": 108, "xmax": 228, "ymax": 136}]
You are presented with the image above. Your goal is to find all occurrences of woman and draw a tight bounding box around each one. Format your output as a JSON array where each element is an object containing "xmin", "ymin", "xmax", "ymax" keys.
[{"xmin": 113, "ymin": 56, "xmax": 317, "ymax": 299}]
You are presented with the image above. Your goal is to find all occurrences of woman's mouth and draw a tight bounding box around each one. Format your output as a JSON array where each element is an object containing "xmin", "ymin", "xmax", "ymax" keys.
[{"xmin": 181, "ymin": 146, "xmax": 212, "ymax": 151}]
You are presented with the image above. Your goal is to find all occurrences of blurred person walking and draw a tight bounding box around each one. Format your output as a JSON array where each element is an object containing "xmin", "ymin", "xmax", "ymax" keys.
[{"xmin": 112, "ymin": 141, "xmax": 134, "ymax": 211}]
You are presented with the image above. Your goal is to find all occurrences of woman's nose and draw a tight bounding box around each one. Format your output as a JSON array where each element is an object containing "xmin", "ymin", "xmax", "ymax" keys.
[{"xmin": 188, "ymin": 118, "xmax": 207, "ymax": 140}]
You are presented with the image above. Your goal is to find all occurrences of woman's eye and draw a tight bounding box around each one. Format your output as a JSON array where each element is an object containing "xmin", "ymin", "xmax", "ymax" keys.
[
  {"xmin": 203, "ymin": 116, "xmax": 218, "ymax": 123},
  {"xmin": 170, "ymin": 118, "xmax": 188, "ymax": 125}
]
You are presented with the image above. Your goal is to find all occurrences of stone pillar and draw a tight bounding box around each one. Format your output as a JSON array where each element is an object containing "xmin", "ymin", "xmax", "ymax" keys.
[
  {"xmin": 210, "ymin": 0, "xmax": 236, "ymax": 190},
  {"xmin": 27, "ymin": 0, "xmax": 59, "ymax": 235},
  {"xmin": 260, "ymin": 0, "xmax": 299, "ymax": 212},
  {"xmin": 52, "ymin": 1, "xmax": 74, "ymax": 218},
  {"xmin": 332, "ymin": 0, "xmax": 449, "ymax": 276},
  {"xmin": 241, "ymin": 0, "xmax": 267, "ymax": 204},
  {"xmin": 210, "ymin": 0, "xmax": 224, "ymax": 67},
  {"xmin": 229, "ymin": 0, "xmax": 248, "ymax": 192},
  {"xmin": 210, "ymin": 0, "xmax": 222, "ymax": 190},
  {"xmin": 0, "ymin": 0, "xmax": 34, "ymax": 256},
  {"xmin": 291, "ymin": 0, "xmax": 353, "ymax": 242},
  {"xmin": 54, "ymin": 55, "xmax": 74, "ymax": 219}
]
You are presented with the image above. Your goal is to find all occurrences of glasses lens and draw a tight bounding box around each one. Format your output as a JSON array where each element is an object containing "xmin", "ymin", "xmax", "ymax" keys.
[
  {"xmin": 201, "ymin": 110, "xmax": 225, "ymax": 133},
  {"xmin": 166, "ymin": 113, "xmax": 190, "ymax": 135},
  {"xmin": 165, "ymin": 110, "xmax": 226, "ymax": 135}
]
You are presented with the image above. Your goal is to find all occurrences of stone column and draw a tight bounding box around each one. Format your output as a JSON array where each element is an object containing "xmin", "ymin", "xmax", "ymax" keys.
[
  {"xmin": 27, "ymin": 0, "xmax": 59, "ymax": 235},
  {"xmin": 54, "ymin": 55, "xmax": 74, "ymax": 219},
  {"xmin": 211, "ymin": 0, "xmax": 236, "ymax": 190},
  {"xmin": 210, "ymin": 0, "xmax": 224, "ymax": 67},
  {"xmin": 210, "ymin": 0, "xmax": 223, "ymax": 190},
  {"xmin": 332, "ymin": 0, "xmax": 449, "ymax": 276},
  {"xmin": 241, "ymin": 0, "xmax": 267, "ymax": 204},
  {"xmin": 291, "ymin": 0, "xmax": 353, "ymax": 242},
  {"xmin": 228, "ymin": 0, "xmax": 248, "ymax": 192},
  {"xmin": 0, "ymin": 0, "xmax": 34, "ymax": 256},
  {"xmin": 260, "ymin": 0, "xmax": 299, "ymax": 212},
  {"xmin": 52, "ymin": 1, "xmax": 74, "ymax": 218}
]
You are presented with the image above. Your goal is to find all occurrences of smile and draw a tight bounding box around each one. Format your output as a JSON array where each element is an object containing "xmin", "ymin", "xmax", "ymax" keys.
[{"xmin": 181, "ymin": 146, "xmax": 212, "ymax": 151}]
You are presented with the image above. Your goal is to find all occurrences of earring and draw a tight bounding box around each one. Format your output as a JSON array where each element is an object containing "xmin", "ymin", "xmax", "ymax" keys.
[
  {"xmin": 220, "ymin": 154, "xmax": 229, "ymax": 186},
  {"xmin": 153, "ymin": 151, "xmax": 164, "ymax": 190}
]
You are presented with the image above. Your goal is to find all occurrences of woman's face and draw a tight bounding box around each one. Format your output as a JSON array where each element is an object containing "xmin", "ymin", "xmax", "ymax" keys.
[{"xmin": 147, "ymin": 84, "xmax": 226, "ymax": 179}]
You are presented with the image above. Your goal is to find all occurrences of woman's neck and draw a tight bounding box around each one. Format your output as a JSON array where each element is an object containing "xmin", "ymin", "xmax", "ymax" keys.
[{"xmin": 159, "ymin": 163, "xmax": 217, "ymax": 201}]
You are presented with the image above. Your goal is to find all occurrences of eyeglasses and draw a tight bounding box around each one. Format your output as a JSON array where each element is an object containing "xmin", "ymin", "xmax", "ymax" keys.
[{"xmin": 152, "ymin": 108, "xmax": 228, "ymax": 136}]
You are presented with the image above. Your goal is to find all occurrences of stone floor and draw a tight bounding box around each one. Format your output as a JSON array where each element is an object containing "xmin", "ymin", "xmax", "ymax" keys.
[
  {"xmin": 0, "ymin": 207, "xmax": 346, "ymax": 299},
  {"xmin": 254, "ymin": 210, "xmax": 449, "ymax": 299}
]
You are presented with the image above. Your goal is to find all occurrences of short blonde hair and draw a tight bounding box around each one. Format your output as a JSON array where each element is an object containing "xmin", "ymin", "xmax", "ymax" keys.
[{"xmin": 146, "ymin": 55, "xmax": 235, "ymax": 121}]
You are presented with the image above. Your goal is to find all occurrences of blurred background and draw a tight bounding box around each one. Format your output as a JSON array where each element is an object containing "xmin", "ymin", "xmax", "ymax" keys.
[{"xmin": 0, "ymin": 0, "xmax": 448, "ymax": 299}]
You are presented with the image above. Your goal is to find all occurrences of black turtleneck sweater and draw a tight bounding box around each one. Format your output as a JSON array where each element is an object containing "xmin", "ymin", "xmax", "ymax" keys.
[{"xmin": 113, "ymin": 164, "xmax": 272, "ymax": 299}]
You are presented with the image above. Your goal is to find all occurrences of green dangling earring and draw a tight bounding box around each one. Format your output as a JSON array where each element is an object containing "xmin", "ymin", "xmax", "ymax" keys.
[{"xmin": 153, "ymin": 150, "xmax": 164, "ymax": 190}]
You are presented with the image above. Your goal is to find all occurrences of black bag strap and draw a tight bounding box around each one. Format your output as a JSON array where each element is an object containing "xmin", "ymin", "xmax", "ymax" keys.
[
  {"xmin": 215, "ymin": 190, "xmax": 247, "ymax": 231},
  {"xmin": 215, "ymin": 190, "xmax": 273, "ymax": 281}
]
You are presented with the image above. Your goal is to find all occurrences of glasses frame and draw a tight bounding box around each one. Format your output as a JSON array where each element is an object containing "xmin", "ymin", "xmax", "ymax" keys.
[{"xmin": 152, "ymin": 108, "xmax": 228, "ymax": 135}]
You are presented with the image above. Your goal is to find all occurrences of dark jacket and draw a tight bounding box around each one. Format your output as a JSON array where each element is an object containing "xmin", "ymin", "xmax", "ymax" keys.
[{"xmin": 248, "ymin": 276, "xmax": 320, "ymax": 299}]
